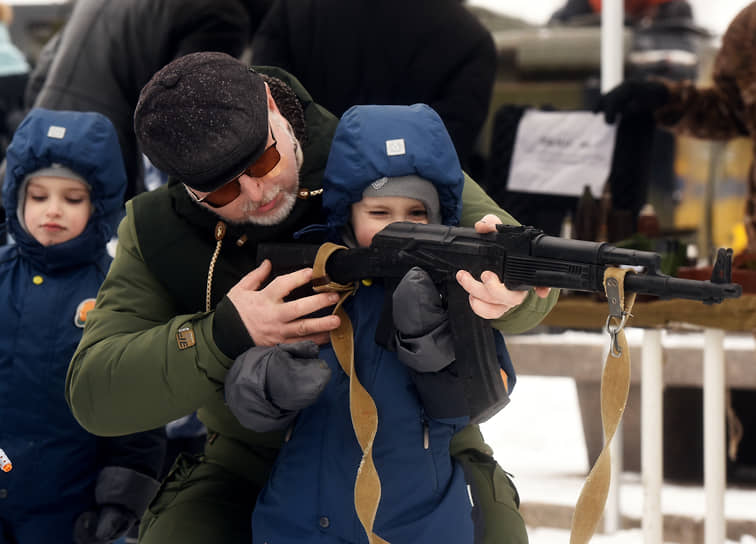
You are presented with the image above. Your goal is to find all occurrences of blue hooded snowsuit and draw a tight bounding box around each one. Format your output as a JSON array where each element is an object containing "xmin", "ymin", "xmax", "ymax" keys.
[
  {"xmin": 0, "ymin": 108, "xmax": 164, "ymax": 543},
  {"xmin": 252, "ymin": 104, "xmax": 515, "ymax": 544}
]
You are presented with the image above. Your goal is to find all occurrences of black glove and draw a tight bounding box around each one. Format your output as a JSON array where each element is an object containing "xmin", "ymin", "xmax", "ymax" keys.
[
  {"xmin": 225, "ymin": 341, "xmax": 331, "ymax": 432},
  {"xmin": 73, "ymin": 505, "xmax": 136, "ymax": 544},
  {"xmin": 594, "ymin": 79, "xmax": 670, "ymax": 123},
  {"xmin": 392, "ymin": 267, "xmax": 455, "ymax": 373},
  {"xmin": 73, "ymin": 466, "xmax": 160, "ymax": 544}
]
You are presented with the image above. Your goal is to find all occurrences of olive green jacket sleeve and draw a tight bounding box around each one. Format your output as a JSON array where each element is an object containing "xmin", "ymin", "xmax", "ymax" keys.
[
  {"xmin": 66, "ymin": 201, "xmax": 234, "ymax": 436},
  {"xmin": 459, "ymin": 174, "xmax": 559, "ymax": 334},
  {"xmin": 450, "ymin": 424, "xmax": 528, "ymax": 544}
]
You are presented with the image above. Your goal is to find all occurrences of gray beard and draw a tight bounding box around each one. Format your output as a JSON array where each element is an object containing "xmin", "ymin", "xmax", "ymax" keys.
[{"xmin": 241, "ymin": 191, "xmax": 297, "ymax": 226}]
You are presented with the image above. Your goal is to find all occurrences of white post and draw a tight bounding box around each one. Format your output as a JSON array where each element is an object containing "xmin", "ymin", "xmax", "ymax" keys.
[
  {"xmin": 601, "ymin": 2, "xmax": 624, "ymax": 532},
  {"xmin": 601, "ymin": 2, "xmax": 625, "ymax": 532},
  {"xmin": 703, "ymin": 328, "xmax": 726, "ymax": 544},
  {"xmin": 600, "ymin": 0, "xmax": 624, "ymax": 93},
  {"xmin": 641, "ymin": 329, "xmax": 663, "ymax": 543}
]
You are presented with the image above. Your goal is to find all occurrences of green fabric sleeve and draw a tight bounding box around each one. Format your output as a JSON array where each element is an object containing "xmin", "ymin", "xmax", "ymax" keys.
[
  {"xmin": 459, "ymin": 174, "xmax": 560, "ymax": 334},
  {"xmin": 66, "ymin": 202, "xmax": 234, "ymax": 436},
  {"xmin": 450, "ymin": 425, "xmax": 529, "ymax": 544}
]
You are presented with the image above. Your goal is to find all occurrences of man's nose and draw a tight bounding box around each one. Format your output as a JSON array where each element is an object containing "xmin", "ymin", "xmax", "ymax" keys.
[{"xmin": 238, "ymin": 174, "xmax": 265, "ymax": 201}]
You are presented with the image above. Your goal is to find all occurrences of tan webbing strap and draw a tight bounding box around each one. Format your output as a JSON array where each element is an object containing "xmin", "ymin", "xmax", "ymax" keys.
[
  {"xmin": 569, "ymin": 267, "xmax": 636, "ymax": 544},
  {"xmin": 312, "ymin": 243, "xmax": 390, "ymax": 544}
]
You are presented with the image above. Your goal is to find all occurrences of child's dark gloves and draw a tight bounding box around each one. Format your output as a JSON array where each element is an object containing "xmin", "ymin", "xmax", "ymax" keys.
[
  {"xmin": 392, "ymin": 267, "xmax": 455, "ymax": 373},
  {"xmin": 225, "ymin": 341, "xmax": 331, "ymax": 432},
  {"xmin": 594, "ymin": 79, "xmax": 669, "ymax": 123},
  {"xmin": 73, "ymin": 505, "xmax": 136, "ymax": 544},
  {"xmin": 73, "ymin": 466, "xmax": 159, "ymax": 544}
]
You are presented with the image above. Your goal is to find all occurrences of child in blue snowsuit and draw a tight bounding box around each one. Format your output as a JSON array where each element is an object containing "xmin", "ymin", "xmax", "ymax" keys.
[
  {"xmin": 227, "ymin": 104, "xmax": 516, "ymax": 544},
  {"xmin": 0, "ymin": 108, "xmax": 165, "ymax": 544}
]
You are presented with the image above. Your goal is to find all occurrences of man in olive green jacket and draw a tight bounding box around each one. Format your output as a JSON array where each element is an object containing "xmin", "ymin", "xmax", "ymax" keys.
[{"xmin": 66, "ymin": 52, "xmax": 558, "ymax": 543}]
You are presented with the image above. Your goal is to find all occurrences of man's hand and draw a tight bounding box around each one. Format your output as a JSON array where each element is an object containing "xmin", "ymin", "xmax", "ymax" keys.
[
  {"xmin": 226, "ymin": 260, "xmax": 341, "ymax": 346},
  {"xmin": 456, "ymin": 215, "xmax": 551, "ymax": 319}
]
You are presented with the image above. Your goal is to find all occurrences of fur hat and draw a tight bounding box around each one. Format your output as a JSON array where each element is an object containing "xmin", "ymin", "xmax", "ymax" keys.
[{"xmin": 134, "ymin": 52, "xmax": 268, "ymax": 192}]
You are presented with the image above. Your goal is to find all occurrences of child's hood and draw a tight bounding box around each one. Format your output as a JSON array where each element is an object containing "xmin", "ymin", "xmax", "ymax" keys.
[
  {"xmin": 322, "ymin": 104, "xmax": 464, "ymax": 232},
  {"xmin": 2, "ymin": 108, "xmax": 126, "ymax": 268}
]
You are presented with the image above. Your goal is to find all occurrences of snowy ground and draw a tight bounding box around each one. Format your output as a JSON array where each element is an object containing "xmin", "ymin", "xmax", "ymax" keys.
[{"xmin": 480, "ymin": 375, "xmax": 756, "ymax": 543}]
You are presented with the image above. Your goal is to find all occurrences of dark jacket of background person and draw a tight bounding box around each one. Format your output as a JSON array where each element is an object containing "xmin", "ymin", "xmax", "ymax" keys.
[
  {"xmin": 250, "ymin": 0, "xmax": 496, "ymax": 171},
  {"xmin": 27, "ymin": 0, "xmax": 272, "ymax": 201},
  {"xmin": 0, "ymin": 108, "xmax": 165, "ymax": 543}
]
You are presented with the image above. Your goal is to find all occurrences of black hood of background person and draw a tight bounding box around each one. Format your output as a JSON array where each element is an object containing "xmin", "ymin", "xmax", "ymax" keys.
[
  {"xmin": 249, "ymin": 0, "xmax": 496, "ymax": 170},
  {"xmin": 240, "ymin": 0, "xmax": 276, "ymax": 34},
  {"xmin": 2, "ymin": 108, "xmax": 126, "ymax": 273}
]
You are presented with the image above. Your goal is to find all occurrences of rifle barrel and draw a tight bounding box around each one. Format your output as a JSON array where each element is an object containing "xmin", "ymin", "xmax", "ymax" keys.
[
  {"xmin": 623, "ymin": 273, "xmax": 742, "ymax": 304},
  {"xmin": 533, "ymin": 235, "xmax": 661, "ymax": 269}
]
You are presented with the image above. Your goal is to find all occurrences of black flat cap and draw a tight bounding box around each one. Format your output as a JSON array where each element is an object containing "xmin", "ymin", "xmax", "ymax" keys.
[{"xmin": 135, "ymin": 52, "xmax": 268, "ymax": 192}]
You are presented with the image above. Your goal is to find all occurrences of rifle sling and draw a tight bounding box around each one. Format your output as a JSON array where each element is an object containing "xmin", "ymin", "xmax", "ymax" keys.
[
  {"xmin": 570, "ymin": 267, "xmax": 636, "ymax": 544},
  {"xmin": 312, "ymin": 243, "xmax": 390, "ymax": 544}
]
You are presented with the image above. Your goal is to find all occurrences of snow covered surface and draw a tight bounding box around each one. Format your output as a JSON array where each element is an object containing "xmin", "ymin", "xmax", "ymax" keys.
[
  {"xmin": 511, "ymin": 328, "xmax": 756, "ymax": 351},
  {"xmin": 481, "ymin": 375, "xmax": 756, "ymax": 543}
]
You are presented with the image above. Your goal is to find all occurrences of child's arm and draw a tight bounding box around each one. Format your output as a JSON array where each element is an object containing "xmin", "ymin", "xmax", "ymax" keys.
[{"xmin": 459, "ymin": 175, "xmax": 560, "ymax": 334}]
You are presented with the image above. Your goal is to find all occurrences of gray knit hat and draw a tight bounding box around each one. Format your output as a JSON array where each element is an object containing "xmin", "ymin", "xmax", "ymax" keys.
[
  {"xmin": 361, "ymin": 175, "xmax": 441, "ymax": 224},
  {"xmin": 134, "ymin": 52, "xmax": 269, "ymax": 192}
]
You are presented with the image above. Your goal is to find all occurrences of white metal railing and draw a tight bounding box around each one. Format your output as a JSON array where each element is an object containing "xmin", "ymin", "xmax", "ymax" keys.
[{"xmin": 506, "ymin": 328, "xmax": 753, "ymax": 542}]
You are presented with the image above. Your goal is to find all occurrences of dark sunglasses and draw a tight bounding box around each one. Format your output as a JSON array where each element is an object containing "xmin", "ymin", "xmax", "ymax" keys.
[{"xmin": 188, "ymin": 130, "xmax": 280, "ymax": 208}]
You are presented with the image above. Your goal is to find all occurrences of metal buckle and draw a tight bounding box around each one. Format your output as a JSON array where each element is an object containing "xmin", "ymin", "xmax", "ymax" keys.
[
  {"xmin": 604, "ymin": 312, "xmax": 630, "ymax": 358},
  {"xmin": 604, "ymin": 276, "xmax": 629, "ymax": 358}
]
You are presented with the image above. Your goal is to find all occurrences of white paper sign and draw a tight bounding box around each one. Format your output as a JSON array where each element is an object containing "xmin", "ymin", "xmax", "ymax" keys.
[{"xmin": 506, "ymin": 110, "xmax": 617, "ymax": 197}]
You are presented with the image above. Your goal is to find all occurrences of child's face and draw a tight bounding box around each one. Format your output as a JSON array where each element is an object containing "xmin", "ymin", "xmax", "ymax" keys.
[
  {"xmin": 350, "ymin": 196, "xmax": 428, "ymax": 247},
  {"xmin": 24, "ymin": 176, "xmax": 92, "ymax": 246}
]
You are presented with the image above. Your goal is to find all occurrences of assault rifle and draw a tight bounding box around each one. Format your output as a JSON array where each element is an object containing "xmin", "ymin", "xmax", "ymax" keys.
[{"xmin": 258, "ymin": 222, "xmax": 741, "ymax": 423}]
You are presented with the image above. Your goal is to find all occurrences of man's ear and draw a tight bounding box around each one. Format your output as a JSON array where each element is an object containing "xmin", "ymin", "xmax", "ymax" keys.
[{"xmin": 265, "ymin": 83, "xmax": 280, "ymax": 114}]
